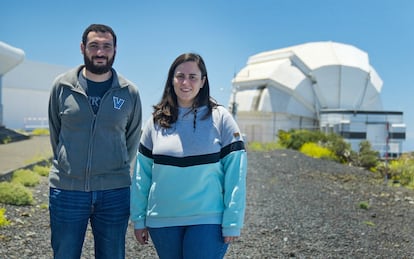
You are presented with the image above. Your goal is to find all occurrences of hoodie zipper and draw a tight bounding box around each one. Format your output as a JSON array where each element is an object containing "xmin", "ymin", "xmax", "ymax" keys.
[
  {"xmin": 71, "ymin": 86, "xmax": 96, "ymax": 192},
  {"xmin": 70, "ymin": 84, "xmax": 99, "ymax": 191},
  {"xmin": 85, "ymin": 114, "xmax": 96, "ymax": 191},
  {"xmin": 84, "ymin": 87, "xmax": 116, "ymax": 191}
]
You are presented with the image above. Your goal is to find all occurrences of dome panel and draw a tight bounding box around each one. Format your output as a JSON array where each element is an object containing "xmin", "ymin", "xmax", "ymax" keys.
[
  {"xmin": 0, "ymin": 41, "xmax": 25, "ymax": 75},
  {"xmin": 293, "ymin": 42, "xmax": 370, "ymax": 71},
  {"xmin": 233, "ymin": 59, "xmax": 286, "ymax": 84},
  {"xmin": 267, "ymin": 60, "xmax": 307, "ymax": 91}
]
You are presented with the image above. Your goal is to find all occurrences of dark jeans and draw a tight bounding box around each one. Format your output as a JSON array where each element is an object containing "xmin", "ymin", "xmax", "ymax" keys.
[
  {"xmin": 49, "ymin": 187, "xmax": 130, "ymax": 259},
  {"xmin": 149, "ymin": 224, "xmax": 229, "ymax": 259}
]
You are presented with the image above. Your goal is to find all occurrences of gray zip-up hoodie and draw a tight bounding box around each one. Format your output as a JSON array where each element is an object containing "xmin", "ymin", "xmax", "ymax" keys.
[{"xmin": 48, "ymin": 65, "xmax": 142, "ymax": 191}]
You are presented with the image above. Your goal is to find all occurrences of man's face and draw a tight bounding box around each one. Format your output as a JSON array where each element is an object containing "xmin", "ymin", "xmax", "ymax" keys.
[{"xmin": 81, "ymin": 31, "xmax": 116, "ymax": 74}]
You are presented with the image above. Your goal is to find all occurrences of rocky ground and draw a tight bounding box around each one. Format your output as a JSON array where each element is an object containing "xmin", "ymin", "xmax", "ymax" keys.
[{"xmin": 1, "ymin": 149, "xmax": 414, "ymax": 258}]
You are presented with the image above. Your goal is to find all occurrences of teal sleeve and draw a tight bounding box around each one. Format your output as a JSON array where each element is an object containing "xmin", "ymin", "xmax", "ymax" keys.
[
  {"xmin": 221, "ymin": 149, "xmax": 248, "ymax": 236},
  {"xmin": 130, "ymin": 152, "xmax": 153, "ymax": 229}
]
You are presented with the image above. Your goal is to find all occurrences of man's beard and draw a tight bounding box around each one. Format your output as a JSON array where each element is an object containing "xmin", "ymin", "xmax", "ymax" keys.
[{"xmin": 84, "ymin": 53, "xmax": 115, "ymax": 75}]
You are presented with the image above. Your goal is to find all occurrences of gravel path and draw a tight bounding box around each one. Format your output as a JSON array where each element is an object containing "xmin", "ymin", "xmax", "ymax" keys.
[{"xmin": 1, "ymin": 149, "xmax": 414, "ymax": 258}]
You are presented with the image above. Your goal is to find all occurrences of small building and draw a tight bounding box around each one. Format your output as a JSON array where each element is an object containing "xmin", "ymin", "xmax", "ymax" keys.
[
  {"xmin": 231, "ymin": 41, "xmax": 405, "ymax": 157},
  {"xmin": 320, "ymin": 109, "xmax": 405, "ymax": 158}
]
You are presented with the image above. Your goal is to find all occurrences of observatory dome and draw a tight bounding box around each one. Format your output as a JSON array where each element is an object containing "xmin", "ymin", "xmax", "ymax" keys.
[{"xmin": 232, "ymin": 41, "xmax": 383, "ymax": 117}]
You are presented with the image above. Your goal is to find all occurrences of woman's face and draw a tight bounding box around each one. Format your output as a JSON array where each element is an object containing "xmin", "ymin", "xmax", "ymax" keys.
[{"xmin": 172, "ymin": 61, "xmax": 205, "ymax": 108}]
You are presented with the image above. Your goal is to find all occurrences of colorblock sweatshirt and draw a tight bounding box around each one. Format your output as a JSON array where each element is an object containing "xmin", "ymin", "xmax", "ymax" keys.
[{"xmin": 130, "ymin": 105, "xmax": 247, "ymax": 237}]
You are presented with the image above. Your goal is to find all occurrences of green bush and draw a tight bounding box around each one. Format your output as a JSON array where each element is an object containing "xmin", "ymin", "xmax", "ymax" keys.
[
  {"xmin": 278, "ymin": 129, "xmax": 353, "ymax": 164},
  {"xmin": 0, "ymin": 208, "xmax": 10, "ymax": 227},
  {"xmin": 39, "ymin": 203, "xmax": 49, "ymax": 209},
  {"xmin": 247, "ymin": 142, "xmax": 266, "ymax": 151},
  {"xmin": 324, "ymin": 133, "xmax": 354, "ymax": 163},
  {"xmin": 277, "ymin": 130, "xmax": 291, "ymax": 148},
  {"xmin": 33, "ymin": 165, "xmax": 50, "ymax": 177},
  {"xmin": 25, "ymin": 156, "xmax": 52, "ymax": 166},
  {"xmin": 247, "ymin": 141, "xmax": 282, "ymax": 151},
  {"xmin": 277, "ymin": 129, "xmax": 414, "ymax": 189},
  {"xmin": 388, "ymin": 157, "xmax": 414, "ymax": 188},
  {"xmin": 31, "ymin": 128, "xmax": 50, "ymax": 136},
  {"xmin": 12, "ymin": 169, "xmax": 40, "ymax": 187},
  {"xmin": 358, "ymin": 201, "xmax": 370, "ymax": 210},
  {"xmin": 299, "ymin": 142, "xmax": 337, "ymax": 160},
  {"xmin": 263, "ymin": 142, "xmax": 283, "ymax": 151},
  {"xmin": 353, "ymin": 141, "xmax": 379, "ymax": 170},
  {"xmin": 363, "ymin": 221, "xmax": 376, "ymax": 227},
  {"xmin": 278, "ymin": 129, "xmax": 326, "ymax": 150},
  {"xmin": 1, "ymin": 136, "xmax": 12, "ymax": 144},
  {"xmin": 0, "ymin": 182, "xmax": 34, "ymax": 205}
]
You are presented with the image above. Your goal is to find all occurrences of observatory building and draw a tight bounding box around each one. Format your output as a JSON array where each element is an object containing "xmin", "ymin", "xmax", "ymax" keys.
[
  {"xmin": 231, "ymin": 41, "xmax": 405, "ymax": 157},
  {"xmin": 0, "ymin": 41, "xmax": 69, "ymax": 133},
  {"xmin": 0, "ymin": 41, "xmax": 25, "ymax": 127}
]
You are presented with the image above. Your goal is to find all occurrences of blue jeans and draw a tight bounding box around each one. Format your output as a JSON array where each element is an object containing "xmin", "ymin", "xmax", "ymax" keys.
[
  {"xmin": 49, "ymin": 187, "xmax": 130, "ymax": 259},
  {"xmin": 148, "ymin": 224, "xmax": 229, "ymax": 259}
]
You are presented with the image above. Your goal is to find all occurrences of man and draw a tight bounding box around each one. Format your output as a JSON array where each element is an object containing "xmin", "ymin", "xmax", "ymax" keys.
[{"xmin": 48, "ymin": 24, "xmax": 142, "ymax": 259}]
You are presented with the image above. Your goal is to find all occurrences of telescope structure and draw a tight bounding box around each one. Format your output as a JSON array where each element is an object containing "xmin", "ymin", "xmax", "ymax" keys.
[{"xmin": 231, "ymin": 41, "xmax": 405, "ymax": 157}]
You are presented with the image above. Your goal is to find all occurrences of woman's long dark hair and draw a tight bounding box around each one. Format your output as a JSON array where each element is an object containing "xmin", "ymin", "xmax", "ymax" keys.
[{"xmin": 153, "ymin": 53, "xmax": 218, "ymax": 128}]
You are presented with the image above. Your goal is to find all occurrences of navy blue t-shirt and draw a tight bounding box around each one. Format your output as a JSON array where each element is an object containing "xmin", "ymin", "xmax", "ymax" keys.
[{"xmin": 79, "ymin": 72, "xmax": 112, "ymax": 114}]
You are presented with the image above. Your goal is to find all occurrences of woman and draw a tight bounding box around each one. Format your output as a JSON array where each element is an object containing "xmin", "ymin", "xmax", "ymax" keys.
[{"xmin": 130, "ymin": 53, "xmax": 247, "ymax": 258}]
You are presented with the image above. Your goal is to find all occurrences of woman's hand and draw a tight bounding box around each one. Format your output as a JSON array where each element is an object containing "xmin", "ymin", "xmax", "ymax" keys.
[
  {"xmin": 224, "ymin": 236, "xmax": 237, "ymax": 243},
  {"xmin": 134, "ymin": 228, "xmax": 149, "ymax": 245}
]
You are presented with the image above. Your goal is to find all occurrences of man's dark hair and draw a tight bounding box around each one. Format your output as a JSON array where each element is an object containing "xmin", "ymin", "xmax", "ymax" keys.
[{"xmin": 82, "ymin": 24, "xmax": 117, "ymax": 46}]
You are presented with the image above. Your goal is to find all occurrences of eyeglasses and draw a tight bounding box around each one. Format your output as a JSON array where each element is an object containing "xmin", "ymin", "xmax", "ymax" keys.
[
  {"xmin": 86, "ymin": 43, "xmax": 114, "ymax": 52},
  {"xmin": 174, "ymin": 73, "xmax": 203, "ymax": 83}
]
